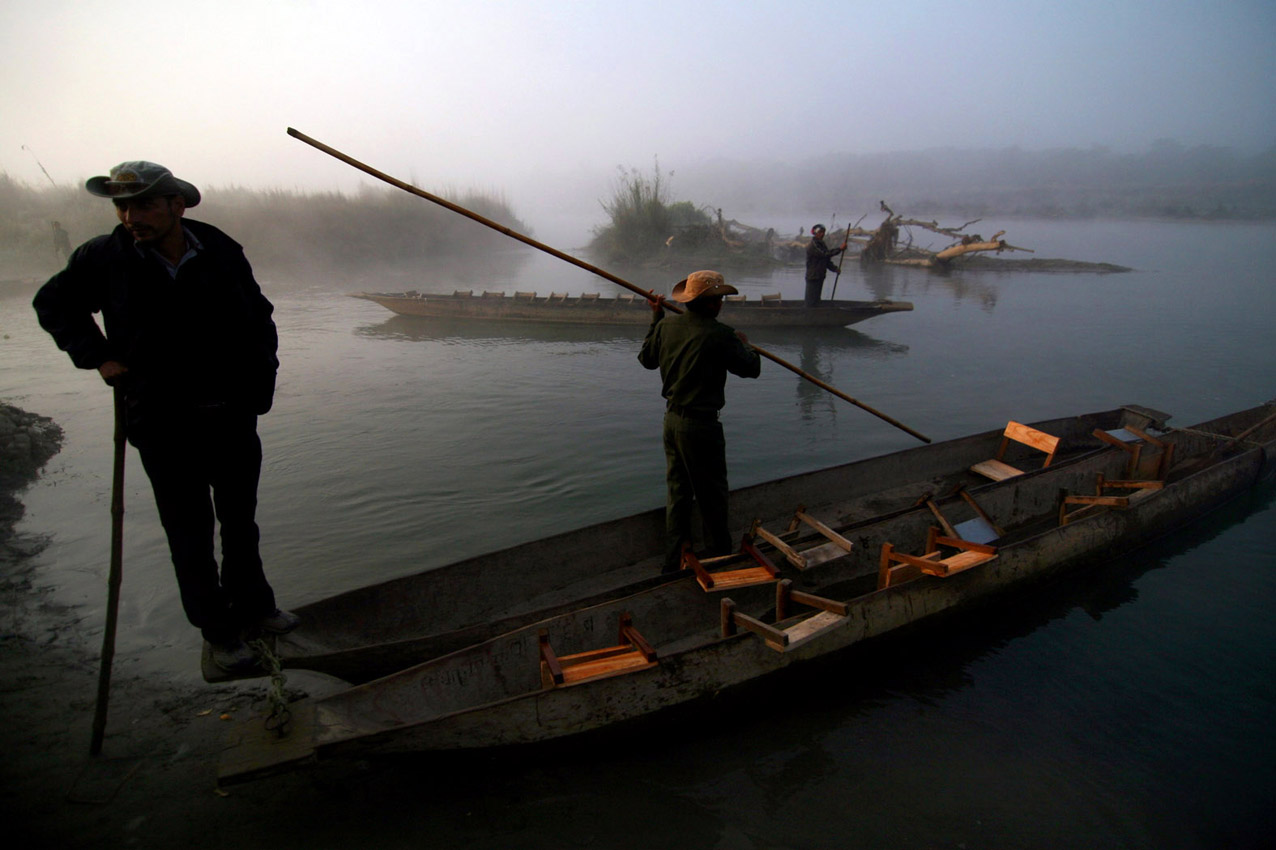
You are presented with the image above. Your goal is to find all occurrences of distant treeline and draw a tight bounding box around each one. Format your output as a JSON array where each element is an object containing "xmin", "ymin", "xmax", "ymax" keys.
[
  {"xmin": 677, "ymin": 141, "xmax": 1276, "ymax": 222},
  {"xmin": 0, "ymin": 174, "xmax": 529, "ymax": 279}
]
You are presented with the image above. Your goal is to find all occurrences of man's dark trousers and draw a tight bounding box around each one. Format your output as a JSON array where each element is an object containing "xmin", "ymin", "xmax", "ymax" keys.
[
  {"xmin": 662, "ymin": 409, "xmax": 732, "ymax": 570},
  {"xmin": 134, "ymin": 406, "xmax": 275, "ymax": 643}
]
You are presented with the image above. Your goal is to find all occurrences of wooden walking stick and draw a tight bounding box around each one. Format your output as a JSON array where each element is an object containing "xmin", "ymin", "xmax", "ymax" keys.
[
  {"xmin": 90, "ymin": 387, "xmax": 127, "ymax": 756},
  {"xmin": 286, "ymin": 128, "xmax": 930, "ymax": 444}
]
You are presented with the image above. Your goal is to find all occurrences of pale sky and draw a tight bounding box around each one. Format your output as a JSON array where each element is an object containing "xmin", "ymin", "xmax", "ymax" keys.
[{"xmin": 3, "ymin": 0, "xmax": 1273, "ymax": 219}]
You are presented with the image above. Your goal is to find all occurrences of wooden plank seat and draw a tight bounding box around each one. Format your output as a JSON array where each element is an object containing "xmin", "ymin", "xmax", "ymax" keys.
[
  {"xmin": 482, "ymin": 290, "xmax": 506, "ymax": 298},
  {"xmin": 877, "ymin": 526, "xmax": 998, "ymax": 589},
  {"xmin": 686, "ymin": 538, "xmax": 779, "ymax": 592},
  {"xmin": 539, "ymin": 613, "xmax": 657, "ymax": 688},
  {"xmin": 725, "ymin": 294, "xmax": 747, "ymax": 302},
  {"xmin": 1092, "ymin": 425, "xmax": 1174, "ymax": 480},
  {"xmin": 548, "ymin": 292, "xmax": 568, "ymax": 302},
  {"xmin": 970, "ymin": 420, "xmax": 1060, "ymax": 482},
  {"xmin": 719, "ymin": 581, "xmax": 849, "ymax": 652},
  {"xmin": 917, "ymin": 486, "xmax": 1004, "ymax": 546},
  {"xmin": 1059, "ymin": 472, "xmax": 1165, "ymax": 525},
  {"xmin": 514, "ymin": 291, "xmax": 537, "ymax": 300},
  {"xmin": 750, "ymin": 505, "xmax": 853, "ymax": 570},
  {"xmin": 761, "ymin": 293, "xmax": 783, "ymax": 306},
  {"xmin": 579, "ymin": 292, "xmax": 600, "ymax": 301},
  {"xmin": 452, "ymin": 289, "xmax": 473, "ymax": 298}
]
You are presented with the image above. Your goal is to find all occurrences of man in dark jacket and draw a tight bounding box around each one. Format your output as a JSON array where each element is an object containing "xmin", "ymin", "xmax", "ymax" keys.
[
  {"xmin": 639, "ymin": 270, "xmax": 761, "ymax": 572},
  {"xmin": 33, "ymin": 161, "xmax": 296, "ymax": 673},
  {"xmin": 804, "ymin": 223, "xmax": 844, "ymax": 307}
]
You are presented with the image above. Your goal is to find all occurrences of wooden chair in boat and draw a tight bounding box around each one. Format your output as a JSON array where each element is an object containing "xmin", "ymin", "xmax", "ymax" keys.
[
  {"xmin": 1091, "ymin": 426, "xmax": 1174, "ymax": 480},
  {"xmin": 548, "ymin": 292, "xmax": 569, "ymax": 303},
  {"xmin": 719, "ymin": 580, "xmax": 848, "ymax": 652},
  {"xmin": 482, "ymin": 290, "xmax": 506, "ymax": 298},
  {"xmin": 538, "ymin": 613, "xmax": 658, "ymax": 688},
  {"xmin": 452, "ymin": 289, "xmax": 473, "ymax": 298},
  {"xmin": 917, "ymin": 486, "xmax": 1004, "ymax": 546},
  {"xmin": 514, "ymin": 290, "xmax": 537, "ymax": 300},
  {"xmin": 761, "ymin": 293, "xmax": 783, "ymax": 306},
  {"xmin": 685, "ymin": 538, "xmax": 780, "ymax": 592},
  {"xmin": 578, "ymin": 292, "xmax": 600, "ymax": 301},
  {"xmin": 970, "ymin": 421, "xmax": 1060, "ymax": 482},
  {"xmin": 1058, "ymin": 472, "xmax": 1165, "ymax": 526},
  {"xmin": 725, "ymin": 294, "xmax": 747, "ymax": 302},
  {"xmin": 877, "ymin": 526, "xmax": 998, "ymax": 590},
  {"xmin": 750, "ymin": 506, "xmax": 853, "ymax": 570}
]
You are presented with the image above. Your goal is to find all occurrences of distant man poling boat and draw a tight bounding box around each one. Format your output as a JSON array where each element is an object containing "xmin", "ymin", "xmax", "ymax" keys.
[{"xmin": 804, "ymin": 223, "xmax": 845, "ymax": 307}]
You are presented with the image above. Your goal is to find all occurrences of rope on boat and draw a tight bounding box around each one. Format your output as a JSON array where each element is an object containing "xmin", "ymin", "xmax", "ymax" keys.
[{"xmin": 250, "ymin": 639, "xmax": 291, "ymax": 737}]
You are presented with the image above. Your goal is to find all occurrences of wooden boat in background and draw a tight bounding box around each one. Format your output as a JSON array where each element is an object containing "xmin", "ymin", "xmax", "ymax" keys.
[
  {"xmin": 217, "ymin": 401, "xmax": 1276, "ymax": 784},
  {"xmin": 351, "ymin": 290, "xmax": 914, "ymax": 328}
]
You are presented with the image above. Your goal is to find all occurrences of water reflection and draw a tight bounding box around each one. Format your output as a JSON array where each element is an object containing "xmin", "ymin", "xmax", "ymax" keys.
[{"xmin": 855, "ymin": 260, "xmax": 1002, "ymax": 311}]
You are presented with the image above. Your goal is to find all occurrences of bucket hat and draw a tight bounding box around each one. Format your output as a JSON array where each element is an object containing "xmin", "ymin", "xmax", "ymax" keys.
[
  {"xmin": 669, "ymin": 270, "xmax": 738, "ymax": 303},
  {"xmin": 86, "ymin": 161, "xmax": 201, "ymax": 207}
]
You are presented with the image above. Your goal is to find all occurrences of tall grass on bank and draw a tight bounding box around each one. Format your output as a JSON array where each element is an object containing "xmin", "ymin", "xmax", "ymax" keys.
[
  {"xmin": 0, "ymin": 172, "xmax": 529, "ymax": 280},
  {"xmin": 589, "ymin": 162, "xmax": 712, "ymax": 265}
]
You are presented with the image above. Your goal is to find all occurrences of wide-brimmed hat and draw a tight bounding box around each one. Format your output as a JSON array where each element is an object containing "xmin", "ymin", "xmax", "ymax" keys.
[
  {"xmin": 670, "ymin": 269, "xmax": 738, "ymax": 303},
  {"xmin": 86, "ymin": 161, "xmax": 201, "ymax": 207}
]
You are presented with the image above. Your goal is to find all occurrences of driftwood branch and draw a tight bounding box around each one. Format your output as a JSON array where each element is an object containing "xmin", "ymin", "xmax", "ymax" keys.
[{"xmin": 856, "ymin": 203, "xmax": 1035, "ymax": 268}]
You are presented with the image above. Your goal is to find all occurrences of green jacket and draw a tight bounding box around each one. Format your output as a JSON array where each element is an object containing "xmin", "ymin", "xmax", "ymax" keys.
[{"xmin": 638, "ymin": 309, "xmax": 761, "ymax": 414}]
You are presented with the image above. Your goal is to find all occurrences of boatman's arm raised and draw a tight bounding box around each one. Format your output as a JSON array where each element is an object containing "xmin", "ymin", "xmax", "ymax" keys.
[
  {"xmin": 638, "ymin": 291, "xmax": 665, "ymax": 371},
  {"xmin": 725, "ymin": 329, "xmax": 761, "ymax": 379}
]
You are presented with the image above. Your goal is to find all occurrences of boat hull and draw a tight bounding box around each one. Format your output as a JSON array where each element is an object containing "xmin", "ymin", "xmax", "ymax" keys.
[
  {"xmin": 352, "ymin": 291, "xmax": 914, "ymax": 328},
  {"xmin": 218, "ymin": 403, "xmax": 1276, "ymax": 782},
  {"xmin": 264, "ymin": 408, "xmax": 1155, "ymax": 683}
]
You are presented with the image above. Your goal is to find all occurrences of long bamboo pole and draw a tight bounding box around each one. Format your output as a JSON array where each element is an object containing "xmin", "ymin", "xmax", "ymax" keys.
[
  {"xmin": 286, "ymin": 128, "xmax": 930, "ymax": 444},
  {"xmin": 829, "ymin": 221, "xmax": 851, "ymax": 300}
]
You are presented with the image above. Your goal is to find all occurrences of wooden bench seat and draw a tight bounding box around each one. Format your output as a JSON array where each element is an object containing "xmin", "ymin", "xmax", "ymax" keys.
[
  {"xmin": 971, "ymin": 421, "xmax": 1060, "ymax": 481},
  {"xmin": 686, "ymin": 539, "xmax": 779, "ymax": 592},
  {"xmin": 751, "ymin": 506, "xmax": 853, "ymax": 570},
  {"xmin": 539, "ymin": 613, "xmax": 657, "ymax": 688},
  {"xmin": 919, "ymin": 487, "xmax": 1004, "ymax": 546},
  {"xmin": 1092, "ymin": 425, "xmax": 1174, "ymax": 479},
  {"xmin": 1059, "ymin": 472, "xmax": 1165, "ymax": 525},
  {"xmin": 720, "ymin": 581, "xmax": 848, "ymax": 652},
  {"xmin": 878, "ymin": 527, "xmax": 998, "ymax": 589}
]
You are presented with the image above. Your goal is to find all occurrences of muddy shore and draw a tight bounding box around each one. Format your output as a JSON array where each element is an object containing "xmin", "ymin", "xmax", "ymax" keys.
[{"xmin": 0, "ymin": 405, "xmax": 339, "ymax": 846}]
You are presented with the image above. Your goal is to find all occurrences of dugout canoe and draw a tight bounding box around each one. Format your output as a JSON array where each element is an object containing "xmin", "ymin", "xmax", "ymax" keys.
[
  {"xmin": 213, "ymin": 404, "xmax": 1169, "ymax": 685},
  {"xmin": 218, "ymin": 401, "xmax": 1276, "ymax": 783},
  {"xmin": 350, "ymin": 290, "xmax": 914, "ymax": 328}
]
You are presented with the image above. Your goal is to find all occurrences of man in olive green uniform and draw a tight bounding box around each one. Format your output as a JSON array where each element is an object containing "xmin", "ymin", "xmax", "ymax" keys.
[{"xmin": 639, "ymin": 270, "xmax": 761, "ymax": 572}]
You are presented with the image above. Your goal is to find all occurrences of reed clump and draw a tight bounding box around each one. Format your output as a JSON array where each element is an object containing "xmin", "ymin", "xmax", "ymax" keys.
[
  {"xmin": 590, "ymin": 162, "xmax": 714, "ymax": 265},
  {"xmin": 0, "ymin": 173, "xmax": 528, "ymax": 279},
  {"xmin": 588, "ymin": 162, "xmax": 782, "ymax": 269}
]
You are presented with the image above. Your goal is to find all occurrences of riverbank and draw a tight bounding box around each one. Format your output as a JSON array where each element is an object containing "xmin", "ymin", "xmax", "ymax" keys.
[{"xmin": 0, "ymin": 403, "xmax": 273, "ymax": 846}]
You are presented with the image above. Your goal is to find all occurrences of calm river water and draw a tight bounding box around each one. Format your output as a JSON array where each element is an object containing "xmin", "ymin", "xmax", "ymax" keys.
[{"xmin": 3, "ymin": 217, "xmax": 1274, "ymax": 847}]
